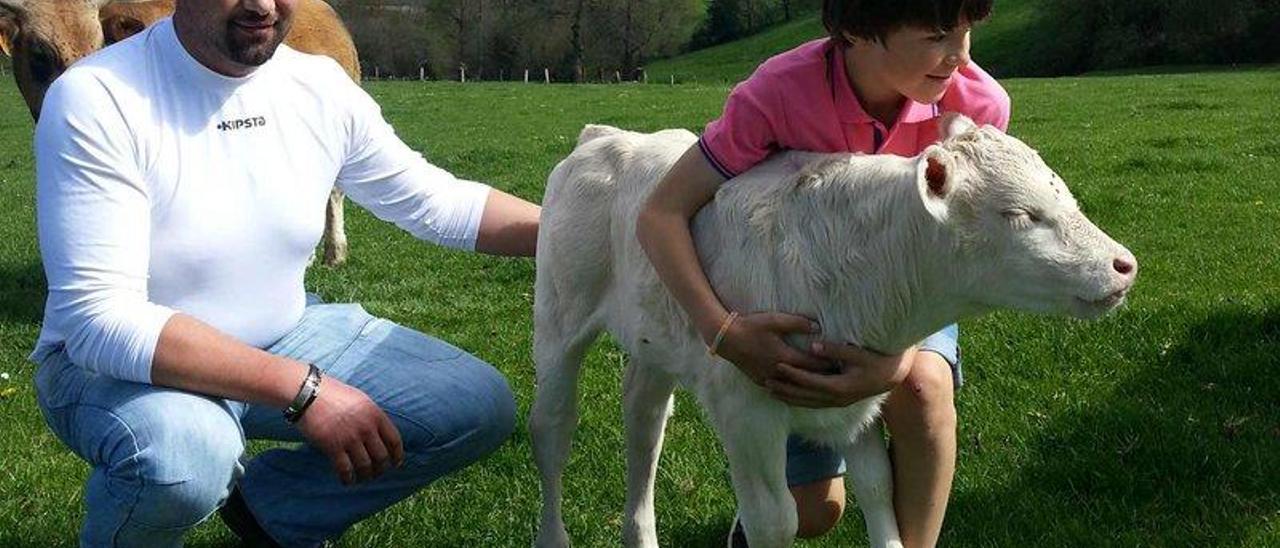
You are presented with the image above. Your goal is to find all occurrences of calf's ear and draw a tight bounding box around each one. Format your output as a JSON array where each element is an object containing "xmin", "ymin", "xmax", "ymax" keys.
[
  {"xmin": 916, "ymin": 146, "xmax": 958, "ymax": 222},
  {"xmin": 101, "ymin": 14, "xmax": 147, "ymax": 45},
  {"xmin": 0, "ymin": 13, "xmax": 16, "ymax": 57},
  {"xmin": 939, "ymin": 112, "xmax": 977, "ymax": 140}
]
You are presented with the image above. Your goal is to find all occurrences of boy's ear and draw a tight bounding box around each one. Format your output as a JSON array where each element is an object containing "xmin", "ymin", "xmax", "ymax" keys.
[
  {"xmin": 938, "ymin": 112, "xmax": 978, "ymax": 140},
  {"xmin": 916, "ymin": 146, "xmax": 958, "ymax": 222}
]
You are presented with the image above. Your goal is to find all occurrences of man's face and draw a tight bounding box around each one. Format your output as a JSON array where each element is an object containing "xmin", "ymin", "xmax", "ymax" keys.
[{"xmin": 174, "ymin": 0, "xmax": 296, "ymax": 76}]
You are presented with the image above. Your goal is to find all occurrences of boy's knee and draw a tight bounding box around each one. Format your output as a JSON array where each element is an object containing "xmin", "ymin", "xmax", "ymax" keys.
[
  {"xmin": 902, "ymin": 355, "xmax": 955, "ymax": 408},
  {"xmin": 791, "ymin": 478, "xmax": 846, "ymax": 538}
]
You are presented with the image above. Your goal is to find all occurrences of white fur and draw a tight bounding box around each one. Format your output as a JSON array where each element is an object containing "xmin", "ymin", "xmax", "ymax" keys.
[{"xmin": 530, "ymin": 117, "xmax": 1136, "ymax": 547}]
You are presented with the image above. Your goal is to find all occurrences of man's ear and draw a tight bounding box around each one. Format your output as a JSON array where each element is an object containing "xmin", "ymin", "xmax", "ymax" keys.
[
  {"xmin": 100, "ymin": 13, "xmax": 147, "ymax": 45},
  {"xmin": 938, "ymin": 112, "xmax": 978, "ymax": 140},
  {"xmin": 0, "ymin": 11, "xmax": 17, "ymax": 57},
  {"xmin": 916, "ymin": 145, "xmax": 958, "ymax": 222}
]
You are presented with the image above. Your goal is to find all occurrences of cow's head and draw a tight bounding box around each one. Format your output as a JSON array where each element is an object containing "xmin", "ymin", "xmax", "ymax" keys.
[
  {"xmin": 917, "ymin": 114, "xmax": 1137, "ymax": 319},
  {"xmin": 0, "ymin": 0, "xmax": 160, "ymax": 121}
]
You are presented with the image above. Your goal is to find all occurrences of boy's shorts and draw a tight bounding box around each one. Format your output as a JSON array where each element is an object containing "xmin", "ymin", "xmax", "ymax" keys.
[{"xmin": 785, "ymin": 324, "xmax": 960, "ymax": 486}]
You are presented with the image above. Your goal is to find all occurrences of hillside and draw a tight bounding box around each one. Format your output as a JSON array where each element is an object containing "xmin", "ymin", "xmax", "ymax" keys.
[{"xmin": 643, "ymin": 0, "xmax": 1051, "ymax": 83}]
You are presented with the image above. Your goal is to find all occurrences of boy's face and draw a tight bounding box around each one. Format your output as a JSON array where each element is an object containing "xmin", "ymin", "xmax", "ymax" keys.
[
  {"xmin": 174, "ymin": 0, "xmax": 298, "ymax": 77},
  {"xmin": 850, "ymin": 23, "xmax": 972, "ymax": 106}
]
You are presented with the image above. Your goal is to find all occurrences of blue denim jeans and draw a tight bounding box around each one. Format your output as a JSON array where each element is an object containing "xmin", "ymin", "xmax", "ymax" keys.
[
  {"xmin": 33, "ymin": 302, "xmax": 516, "ymax": 547},
  {"xmin": 785, "ymin": 323, "xmax": 960, "ymax": 485}
]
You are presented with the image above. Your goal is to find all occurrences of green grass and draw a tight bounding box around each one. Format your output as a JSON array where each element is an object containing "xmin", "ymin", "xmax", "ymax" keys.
[{"xmin": 1, "ymin": 68, "xmax": 1279, "ymax": 546}]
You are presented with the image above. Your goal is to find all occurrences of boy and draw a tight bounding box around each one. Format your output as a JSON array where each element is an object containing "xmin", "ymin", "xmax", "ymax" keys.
[{"xmin": 636, "ymin": 1, "xmax": 1008, "ymax": 545}]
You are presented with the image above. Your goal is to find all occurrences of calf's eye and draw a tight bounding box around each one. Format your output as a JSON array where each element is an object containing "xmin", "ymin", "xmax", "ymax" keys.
[{"xmin": 1002, "ymin": 209, "xmax": 1042, "ymax": 226}]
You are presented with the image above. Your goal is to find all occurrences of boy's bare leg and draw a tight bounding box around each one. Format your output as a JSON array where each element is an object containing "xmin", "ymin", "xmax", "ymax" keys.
[
  {"xmin": 880, "ymin": 352, "xmax": 957, "ymax": 548},
  {"xmin": 790, "ymin": 478, "xmax": 845, "ymax": 538}
]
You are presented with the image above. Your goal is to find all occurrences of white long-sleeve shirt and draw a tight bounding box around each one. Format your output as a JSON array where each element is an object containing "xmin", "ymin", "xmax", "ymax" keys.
[{"xmin": 32, "ymin": 18, "xmax": 491, "ymax": 384}]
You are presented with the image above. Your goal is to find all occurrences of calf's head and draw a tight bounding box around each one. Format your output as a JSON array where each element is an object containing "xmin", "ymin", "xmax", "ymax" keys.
[{"xmin": 916, "ymin": 114, "xmax": 1137, "ymax": 319}]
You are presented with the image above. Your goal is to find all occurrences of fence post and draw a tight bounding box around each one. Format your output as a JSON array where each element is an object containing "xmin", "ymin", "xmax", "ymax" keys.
[
  {"xmin": 524, "ymin": 69, "xmax": 529, "ymax": 83},
  {"xmin": 374, "ymin": 66, "xmax": 379, "ymax": 79},
  {"xmin": 640, "ymin": 68, "xmax": 647, "ymax": 83},
  {"xmin": 614, "ymin": 70, "xmax": 621, "ymax": 83},
  {"xmin": 460, "ymin": 65, "xmax": 466, "ymax": 83},
  {"xmin": 670, "ymin": 74, "xmax": 675, "ymax": 85},
  {"xmin": 420, "ymin": 67, "xmax": 425, "ymax": 81},
  {"xmin": 544, "ymin": 68, "xmax": 550, "ymax": 84}
]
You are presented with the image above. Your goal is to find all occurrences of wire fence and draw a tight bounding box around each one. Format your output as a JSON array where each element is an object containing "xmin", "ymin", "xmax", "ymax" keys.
[{"xmin": 361, "ymin": 65, "xmax": 701, "ymax": 85}]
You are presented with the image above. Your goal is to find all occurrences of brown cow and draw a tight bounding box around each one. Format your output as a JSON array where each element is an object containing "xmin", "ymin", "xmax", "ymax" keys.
[{"xmin": 0, "ymin": 0, "xmax": 356, "ymax": 265}]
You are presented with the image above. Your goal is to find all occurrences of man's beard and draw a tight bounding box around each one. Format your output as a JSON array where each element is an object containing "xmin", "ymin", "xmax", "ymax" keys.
[{"xmin": 224, "ymin": 23, "xmax": 286, "ymax": 67}]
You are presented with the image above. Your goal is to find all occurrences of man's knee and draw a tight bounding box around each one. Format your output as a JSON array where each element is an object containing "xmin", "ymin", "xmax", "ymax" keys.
[
  {"xmin": 99, "ymin": 398, "xmax": 244, "ymax": 529},
  {"xmin": 791, "ymin": 478, "xmax": 845, "ymax": 538},
  {"xmin": 398, "ymin": 356, "xmax": 516, "ymax": 462},
  {"xmin": 460, "ymin": 358, "xmax": 517, "ymax": 452}
]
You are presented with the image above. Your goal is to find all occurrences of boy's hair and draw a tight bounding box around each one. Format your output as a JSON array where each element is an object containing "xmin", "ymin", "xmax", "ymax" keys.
[{"xmin": 822, "ymin": 0, "xmax": 994, "ymax": 44}]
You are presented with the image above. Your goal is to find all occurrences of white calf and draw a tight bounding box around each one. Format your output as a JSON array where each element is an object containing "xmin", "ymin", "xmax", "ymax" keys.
[{"xmin": 530, "ymin": 115, "xmax": 1136, "ymax": 547}]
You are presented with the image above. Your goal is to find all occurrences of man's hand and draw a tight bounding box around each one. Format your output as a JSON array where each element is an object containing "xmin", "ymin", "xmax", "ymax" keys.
[
  {"xmin": 713, "ymin": 312, "xmax": 830, "ymax": 385},
  {"xmin": 296, "ymin": 378, "xmax": 404, "ymax": 485},
  {"xmin": 764, "ymin": 343, "xmax": 916, "ymax": 408}
]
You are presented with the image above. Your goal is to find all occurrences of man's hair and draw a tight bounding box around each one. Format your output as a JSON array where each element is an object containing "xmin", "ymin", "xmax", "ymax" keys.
[{"xmin": 822, "ymin": 0, "xmax": 994, "ymax": 45}]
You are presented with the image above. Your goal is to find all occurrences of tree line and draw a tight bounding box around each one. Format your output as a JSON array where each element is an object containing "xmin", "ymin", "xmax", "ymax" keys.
[
  {"xmin": 1012, "ymin": 0, "xmax": 1280, "ymax": 76},
  {"xmin": 330, "ymin": 0, "xmax": 817, "ymax": 81}
]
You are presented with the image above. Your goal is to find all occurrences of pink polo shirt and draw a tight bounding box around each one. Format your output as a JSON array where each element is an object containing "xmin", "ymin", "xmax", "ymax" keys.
[{"xmin": 699, "ymin": 38, "xmax": 1011, "ymax": 178}]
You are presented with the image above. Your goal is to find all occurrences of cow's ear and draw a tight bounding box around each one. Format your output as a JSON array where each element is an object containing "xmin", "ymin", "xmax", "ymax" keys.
[
  {"xmin": 916, "ymin": 146, "xmax": 958, "ymax": 221},
  {"xmin": 101, "ymin": 14, "xmax": 146, "ymax": 45},
  {"xmin": 0, "ymin": 12, "xmax": 17, "ymax": 57},
  {"xmin": 783, "ymin": 151, "xmax": 831, "ymax": 189},
  {"xmin": 939, "ymin": 112, "xmax": 978, "ymax": 140}
]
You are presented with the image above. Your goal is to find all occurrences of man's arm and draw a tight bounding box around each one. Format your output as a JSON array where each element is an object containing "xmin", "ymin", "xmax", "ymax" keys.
[
  {"xmin": 475, "ymin": 189, "xmax": 540, "ymax": 257},
  {"xmin": 151, "ymin": 315, "xmax": 404, "ymax": 484},
  {"xmin": 335, "ymin": 82, "xmax": 538, "ymax": 256}
]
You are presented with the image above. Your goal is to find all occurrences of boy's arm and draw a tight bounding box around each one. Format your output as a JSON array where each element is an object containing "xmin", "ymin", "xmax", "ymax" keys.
[{"xmin": 637, "ymin": 145, "xmax": 830, "ymax": 384}]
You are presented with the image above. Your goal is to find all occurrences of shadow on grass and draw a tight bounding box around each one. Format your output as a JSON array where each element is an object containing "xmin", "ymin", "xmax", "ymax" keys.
[
  {"xmin": 949, "ymin": 306, "xmax": 1280, "ymax": 545},
  {"xmin": 0, "ymin": 259, "xmax": 44, "ymax": 324},
  {"xmin": 666, "ymin": 515, "xmax": 736, "ymax": 547}
]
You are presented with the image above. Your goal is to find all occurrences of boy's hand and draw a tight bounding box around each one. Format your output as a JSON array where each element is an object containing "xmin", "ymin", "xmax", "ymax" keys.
[
  {"xmin": 713, "ymin": 312, "xmax": 830, "ymax": 385},
  {"xmin": 765, "ymin": 343, "xmax": 915, "ymax": 408}
]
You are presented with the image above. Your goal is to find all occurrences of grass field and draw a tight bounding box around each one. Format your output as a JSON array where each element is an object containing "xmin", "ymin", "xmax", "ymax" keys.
[{"xmin": 1, "ymin": 68, "xmax": 1278, "ymax": 546}]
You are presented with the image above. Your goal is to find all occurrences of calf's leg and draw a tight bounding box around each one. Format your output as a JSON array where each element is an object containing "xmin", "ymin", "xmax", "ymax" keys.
[
  {"xmin": 706, "ymin": 393, "xmax": 795, "ymax": 547},
  {"xmin": 842, "ymin": 420, "xmax": 903, "ymax": 548},
  {"xmin": 529, "ymin": 306, "xmax": 602, "ymax": 547},
  {"xmin": 620, "ymin": 361, "xmax": 678, "ymax": 548},
  {"xmin": 322, "ymin": 188, "xmax": 348, "ymax": 266}
]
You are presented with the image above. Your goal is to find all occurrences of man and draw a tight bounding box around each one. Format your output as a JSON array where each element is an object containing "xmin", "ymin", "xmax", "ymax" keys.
[{"xmin": 30, "ymin": 0, "xmax": 540, "ymax": 546}]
